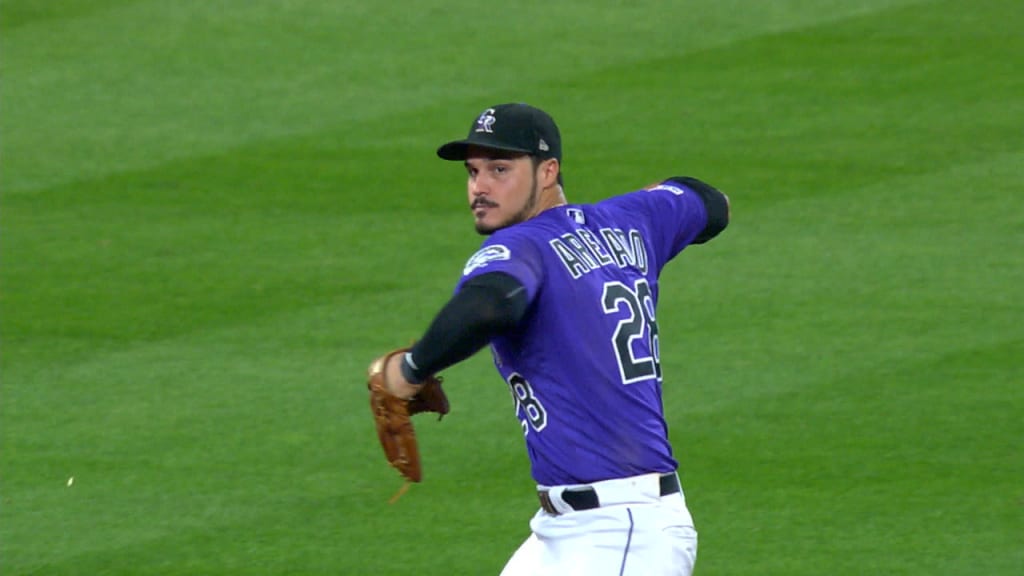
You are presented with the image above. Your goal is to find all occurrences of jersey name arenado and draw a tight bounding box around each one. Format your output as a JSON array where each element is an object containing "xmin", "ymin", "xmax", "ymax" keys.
[{"xmin": 456, "ymin": 182, "xmax": 709, "ymax": 486}]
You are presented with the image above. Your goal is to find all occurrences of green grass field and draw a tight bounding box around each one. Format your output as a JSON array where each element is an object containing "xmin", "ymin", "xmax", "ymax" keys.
[{"xmin": 3, "ymin": 1, "xmax": 1022, "ymax": 574}]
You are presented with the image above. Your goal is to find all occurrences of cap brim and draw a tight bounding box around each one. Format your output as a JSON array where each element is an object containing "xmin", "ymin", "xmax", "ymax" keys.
[{"xmin": 436, "ymin": 139, "xmax": 533, "ymax": 161}]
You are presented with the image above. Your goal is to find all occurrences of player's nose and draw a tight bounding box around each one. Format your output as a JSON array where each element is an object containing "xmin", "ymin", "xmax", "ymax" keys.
[{"xmin": 470, "ymin": 179, "xmax": 490, "ymax": 197}]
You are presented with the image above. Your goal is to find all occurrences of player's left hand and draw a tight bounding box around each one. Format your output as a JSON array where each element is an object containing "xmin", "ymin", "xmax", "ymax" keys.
[{"xmin": 367, "ymin": 348, "xmax": 449, "ymax": 483}]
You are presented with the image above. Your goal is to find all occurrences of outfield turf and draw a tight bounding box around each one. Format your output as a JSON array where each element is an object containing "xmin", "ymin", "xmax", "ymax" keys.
[{"xmin": 2, "ymin": 1, "xmax": 1022, "ymax": 574}]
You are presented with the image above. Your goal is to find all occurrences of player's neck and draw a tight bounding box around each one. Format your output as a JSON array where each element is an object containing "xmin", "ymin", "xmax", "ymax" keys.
[{"xmin": 535, "ymin": 185, "xmax": 567, "ymax": 215}]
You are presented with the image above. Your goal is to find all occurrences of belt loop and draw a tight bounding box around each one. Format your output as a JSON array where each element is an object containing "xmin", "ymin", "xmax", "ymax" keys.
[
  {"xmin": 538, "ymin": 491, "xmax": 557, "ymax": 515},
  {"xmin": 537, "ymin": 487, "xmax": 576, "ymax": 515}
]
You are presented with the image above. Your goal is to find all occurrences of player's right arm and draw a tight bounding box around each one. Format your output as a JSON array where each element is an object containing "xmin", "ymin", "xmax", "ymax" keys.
[
  {"xmin": 662, "ymin": 176, "xmax": 730, "ymax": 244},
  {"xmin": 644, "ymin": 176, "xmax": 730, "ymax": 245},
  {"xmin": 606, "ymin": 176, "xmax": 730, "ymax": 269}
]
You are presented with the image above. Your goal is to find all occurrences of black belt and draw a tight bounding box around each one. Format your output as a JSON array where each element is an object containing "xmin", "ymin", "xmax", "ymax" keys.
[{"xmin": 538, "ymin": 472, "xmax": 681, "ymax": 515}]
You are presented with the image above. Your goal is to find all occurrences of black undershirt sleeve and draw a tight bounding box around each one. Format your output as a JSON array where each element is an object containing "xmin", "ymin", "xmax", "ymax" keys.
[
  {"xmin": 667, "ymin": 176, "xmax": 730, "ymax": 244},
  {"xmin": 400, "ymin": 272, "xmax": 529, "ymax": 384}
]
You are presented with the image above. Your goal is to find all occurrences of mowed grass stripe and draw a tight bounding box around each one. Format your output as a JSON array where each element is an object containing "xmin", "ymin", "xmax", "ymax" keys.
[
  {"xmin": 1, "ymin": 0, "xmax": 928, "ymax": 194},
  {"xmin": 559, "ymin": 0, "xmax": 1022, "ymax": 208},
  {"xmin": 682, "ymin": 335, "xmax": 1023, "ymax": 576},
  {"xmin": 1, "ymin": 292, "xmax": 528, "ymax": 573},
  {"xmin": 657, "ymin": 122, "xmax": 1024, "ymax": 407}
]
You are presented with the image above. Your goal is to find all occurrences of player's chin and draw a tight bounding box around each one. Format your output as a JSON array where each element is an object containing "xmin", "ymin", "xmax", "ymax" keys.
[
  {"xmin": 474, "ymin": 220, "xmax": 498, "ymax": 235},
  {"xmin": 475, "ymin": 214, "xmax": 509, "ymax": 235}
]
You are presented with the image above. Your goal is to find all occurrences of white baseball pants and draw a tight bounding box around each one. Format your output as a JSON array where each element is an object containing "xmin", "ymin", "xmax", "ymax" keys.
[{"xmin": 500, "ymin": 473, "xmax": 698, "ymax": 576}]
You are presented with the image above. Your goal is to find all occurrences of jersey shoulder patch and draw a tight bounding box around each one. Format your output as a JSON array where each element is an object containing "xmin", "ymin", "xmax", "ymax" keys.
[{"xmin": 463, "ymin": 244, "xmax": 511, "ymax": 276}]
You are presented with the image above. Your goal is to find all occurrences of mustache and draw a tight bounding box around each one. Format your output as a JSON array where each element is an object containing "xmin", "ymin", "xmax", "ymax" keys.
[{"xmin": 471, "ymin": 198, "xmax": 498, "ymax": 210}]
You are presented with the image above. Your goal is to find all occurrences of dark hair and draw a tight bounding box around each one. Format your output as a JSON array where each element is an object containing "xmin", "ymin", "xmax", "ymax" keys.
[{"xmin": 531, "ymin": 156, "xmax": 564, "ymax": 187}]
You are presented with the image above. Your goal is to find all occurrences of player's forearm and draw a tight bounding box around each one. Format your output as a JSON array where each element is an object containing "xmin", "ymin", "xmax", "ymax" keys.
[{"xmin": 400, "ymin": 272, "xmax": 528, "ymax": 385}]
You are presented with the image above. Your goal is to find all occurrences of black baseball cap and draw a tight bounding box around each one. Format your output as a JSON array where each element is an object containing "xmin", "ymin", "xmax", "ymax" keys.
[{"xmin": 437, "ymin": 103, "xmax": 562, "ymax": 161}]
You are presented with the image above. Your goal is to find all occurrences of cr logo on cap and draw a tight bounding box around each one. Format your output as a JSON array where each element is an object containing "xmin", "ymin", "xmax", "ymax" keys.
[{"xmin": 475, "ymin": 108, "xmax": 497, "ymax": 133}]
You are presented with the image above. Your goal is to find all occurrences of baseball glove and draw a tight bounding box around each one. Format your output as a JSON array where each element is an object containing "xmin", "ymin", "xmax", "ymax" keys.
[{"xmin": 367, "ymin": 348, "xmax": 449, "ymax": 483}]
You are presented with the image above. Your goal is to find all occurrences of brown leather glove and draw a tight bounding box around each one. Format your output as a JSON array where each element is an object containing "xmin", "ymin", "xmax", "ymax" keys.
[{"xmin": 367, "ymin": 348, "xmax": 449, "ymax": 482}]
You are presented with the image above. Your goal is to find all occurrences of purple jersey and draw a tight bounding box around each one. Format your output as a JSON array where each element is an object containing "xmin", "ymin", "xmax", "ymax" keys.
[{"xmin": 456, "ymin": 181, "xmax": 709, "ymax": 486}]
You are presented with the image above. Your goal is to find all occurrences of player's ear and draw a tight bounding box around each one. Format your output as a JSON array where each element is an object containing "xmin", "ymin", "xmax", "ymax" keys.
[{"xmin": 541, "ymin": 158, "xmax": 560, "ymax": 188}]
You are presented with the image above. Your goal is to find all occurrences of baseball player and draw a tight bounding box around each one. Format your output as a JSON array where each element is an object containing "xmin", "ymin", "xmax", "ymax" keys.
[{"xmin": 369, "ymin": 103, "xmax": 730, "ymax": 575}]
